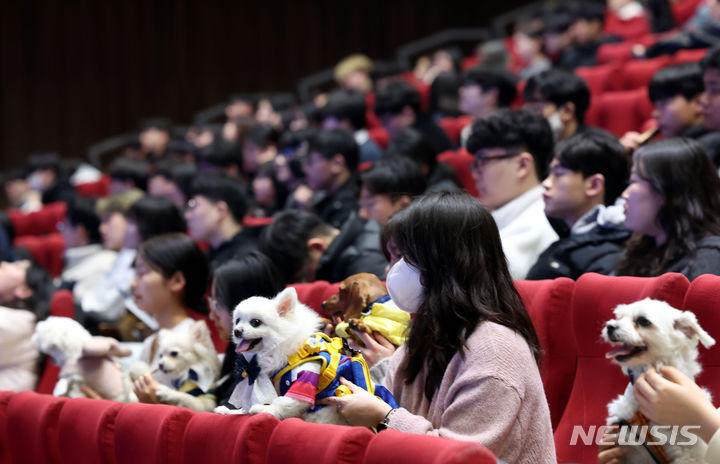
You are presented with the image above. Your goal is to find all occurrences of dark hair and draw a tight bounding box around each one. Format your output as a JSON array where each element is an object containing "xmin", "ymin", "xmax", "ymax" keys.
[
  {"xmin": 213, "ymin": 250, "xmax": 284, "ymax": 311},
  {"xmin": 428, "ymin": 71, "xmax": 461, "ymax": 117},
  {"xmin": 127, "ymin": 196, "xmax": 186, "ymax": 241},
  {"xmin": 461, "ymin": 67, "xmax": 518, "ymax": 108},
  {"xmin": 197, "ymin": 141, "xmax": 242, "ymax": 169},
  {"xmin": 190, "ymin": 173, "xmax": 248, "ymax": 224},
  {"xmin": 322, "ymin": 89, "xmax": 367, "ymax": 130},
  {"xmin": 648, "ymin": 63, "xmax": 704, "ymax": 103},
  {"xmin": 25, "ymin": 152, "xmax": 63, "ymax": 176},
  {"xmin": 278, "ymin": 128, "xmax": 317, "ymax": 153},
  {"xmin": 139, "ymin": 233, "xmax": 209, "ymax": 314},
  {"xmin": 309, "ymin": 129, "xmax": 359, "ymax": 171},
  {"xmin": 388, "ymin": 192, "xmax": 541, "ymax": 400},
  {"xmin": 524, "ymin": 69, "xmax": 591, "ymax": 124},
  {"xmin": 108, "ymin": 158, "xmax": 150, "ymax": 191},
  {"xmin": 139, "ymin": 117, "xmax": 172, "ymax": 133},
  {"xmin": 466, "ymin": 108, "xmax": 554, "ymax": 180},
  {"xmin": 385, "ymin": 128, "xmax": 438, "ymax": 170},
  {"xmin": 555, "ymin": 132, "xmax": 630, "ymax": 205},
  {"xmin": 151, "ymin": 161, "xmax": 197, "ymax": 200},
  {"xmin": 700, "ymin": 45, "xmax": 720, "ymax": 73},
  {"xmin": 361, "ymin": 156, "xmax": 427, "ymax": 199},
  {"xmin": 25, "ymin": 263, "xmax": 55, "ymax": 321},
  {"xmin": 569, "ymin": 1, "xmax": 605, "ymax": 23},
  {"xmin": 374, "ymin": 81, "xmax": 421, "ymax": 116},
  {"xmin": 616, "ymin": 138, "xmax": 720, "ymax": 276},
  {"xmin": 246, "ymin": 124, "xmax": 280, "ymax": 148},
  {"xmin": 259, "ymin": 210, "xmax": 334, "ymax": 285},
  {"xmin": 66, "ymin": 197, "xmax": 102, "ymax": 244},
  {"xmin": 227, "ymin": 93, "xmax": 257, "ymax": 111}
]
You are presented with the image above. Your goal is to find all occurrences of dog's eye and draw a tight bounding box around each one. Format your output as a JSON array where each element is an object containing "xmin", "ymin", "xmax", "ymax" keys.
[
  {"xmin": 249, "ymin": 319, "xmax": 262, "ymax": 328},
  {"xmin": 170, "ymin": 350, "xmax": 179, "ymax": 357},
  {"xmin": 636, "ymin": 317, "xmax": 652, "ymax": 327}
]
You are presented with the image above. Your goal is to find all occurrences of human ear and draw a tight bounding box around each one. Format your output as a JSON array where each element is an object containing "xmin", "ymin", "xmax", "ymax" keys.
[
  {"xmin": 585, "ymin": 173, "xmax": 605, "ymax": 198},
  {"xmin": 168, "ymin": 270, "xmax": 186, "ymax": 293},
  {"xmin": 560, "ymin": 102, "xmax": 576, "ymax": 123}
]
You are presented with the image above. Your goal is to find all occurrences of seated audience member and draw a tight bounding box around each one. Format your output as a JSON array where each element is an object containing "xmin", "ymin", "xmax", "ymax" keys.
[
  {"xmin": 276, "ymin": 128, "xmax": 312, "ymax": 193},
  {"xmin": 58, "ymin": 197, "xmax": 117, "ymax": 302},
  {"xmin": 543, "ymin": 10, "xmax": 573, "ymax": 64},
  {"xmin": 523, "ymin": 69, "xmax": 593, "ymax": 141},
  {"xmin": 385, "ymin": 128, "xmax": 462, "ymax": 193},
  {"xmin": 558, "ymin": 2, "xmax": 619, "ymax": 70},
  {"xmin": 514, "ymin": 19, "xmax": 552, "ymax": 79},
  {"xmin": 250, "ymin": 161, "xmax": 288, "ymax": 217},
  {"xmin": 259, "ymin": 209, "xmax": 387, "ymax": 285},
  {"xmin": 359, "ymin": 156, "xmax": 427, "ymax": 226},
  {"xmin": 527, "ymin": 133, "xmax": 631, "ymax": 280},
  {"xmin": 615, "ymin": 138, "xmax": 720, "ymax": 280},
  {"xmin": 622, "ymin": 63, "xmax": 707, "ymax": 151},
  {"xmin": 698, "ymin": 45, "xmax": 720, "ymax": 166},
  {"xmin": 147, "ymin": 161, "xmax": 196, "ymax": 208},
  {"xmin": 457, "ymin": 67, "xmax": 518, "ymax": 145},
  {"xmin": 127, "ymin": 233, "xmax": 209, "ymax": 400},
  {"xmin": 225, "ymin": 93, "xmax": 256, "ymax": 123},
  {"xmin": 0, "ymin": 260, "xmax": 54, "ymax": 391},
  {"xmin": 323, "ymin": 193, "xmax": 556, "ymax": 463},
  {"xmin": 412, "ymin": 47, "xmax": 462, "ymax": 84},
  {"xmin": 427, "ymin": 71, "xmax": 462, "ymax": 120},
  {"xmin": 107, "ymin": 158, "xmax": 150, "ymax": 195},
  {"xmin": 374, "ymin": 80, "xmax": 453, "ymax": 153},
  {"xmin": 207, "ymin": 250, "xmax": 285, "ymax": 406},
  {"xmin": 196, "ymin": 141, "xmax": 243, "ymax": 178},
  {"xmin": 123, "ymin": 196, "xmax": 186, "ymax": 251},
  {"xmin": 300, "ymin": 129, "xmax": 360, "ymax": 229},
  {"xmin": 185, "ymin": 123, "xmax": 219, "ymax": 149},
  {"xmin": 138, "ymin": 117, "xmax": 172, "ymax": 160},
  {"xmin": 3, "ymin": 168, "xmax": 42, "ymax": 212},
  {"xmin": 334, "ymin": 54, "xmax": 374, "ymax": 94},
  {"xmin": 185, "ymin": 173, "xmax": 255, "ymax": 271},
  {"xmin": 466, "ymin": 108, "xmax": 559, "ymax": 280},
  {"xmin": 322, "ymin": 89, "xmax": 383, "ymax": 163},
  {"xmin": 242, "ymin": 124, "xmax": 279, "ymax": 179},
  {"xmin": 25, "ymin": 152, "xmax": 76, "ymax": 205}
]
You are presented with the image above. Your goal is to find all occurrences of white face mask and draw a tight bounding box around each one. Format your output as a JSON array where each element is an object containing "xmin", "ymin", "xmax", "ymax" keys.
[
  {"xmin": 386, "ymin": 258, "xmax": 425, "ymax": 314},
  {"xmin": 547, "ymin": 110, "xmax": 564, "ymax": 140}
]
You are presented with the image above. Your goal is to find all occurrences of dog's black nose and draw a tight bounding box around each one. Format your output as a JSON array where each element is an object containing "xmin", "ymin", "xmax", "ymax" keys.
[
  {"xmin": 234, "ymin": 329, "xmax": 243, "ymax": 338},
  {"xmin": 606, "ymin": 324, "xmax": 618, "ymax": 341}
]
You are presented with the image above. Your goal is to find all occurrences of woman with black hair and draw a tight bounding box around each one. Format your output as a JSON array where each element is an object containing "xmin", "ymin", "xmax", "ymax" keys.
[
  {"xmin": 124, "ymin": 195, "xmax": 186, "ymax": 249},
  {"xmin": 615, "ymin": 138, "xmax": 720, "ymax": 279},
  {"xmin": 321, "ymin": 192, "xmax": 555, "ymax": 463}
]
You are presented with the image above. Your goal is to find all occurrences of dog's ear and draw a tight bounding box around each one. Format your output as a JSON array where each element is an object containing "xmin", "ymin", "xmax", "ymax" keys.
[
  {"xmin": 674, "ymin": 312, "xmax": 716, "ymax": 348},
  {"xmin": 275, "ymin": 287, "xmax": 298, "ymax": 316},
  {"xmin": 190, "ymin": 320, "xmax": 211, "ymax": 345}
]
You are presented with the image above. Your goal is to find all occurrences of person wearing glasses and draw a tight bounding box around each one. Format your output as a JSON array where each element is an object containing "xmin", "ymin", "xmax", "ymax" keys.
[{"xmin": 466, "ymin": 108, "xmax": 559, "ymax": 280}]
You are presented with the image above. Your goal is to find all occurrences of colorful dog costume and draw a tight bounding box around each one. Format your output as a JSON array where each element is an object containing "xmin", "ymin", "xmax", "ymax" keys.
[{"xmin": 334, "ymin": 296, "xmax": 410, "ymax": 347}]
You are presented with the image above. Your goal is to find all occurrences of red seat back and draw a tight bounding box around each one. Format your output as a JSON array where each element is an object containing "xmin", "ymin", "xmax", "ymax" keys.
[
  {"xmin": 75, "ymin": 174, "xmax": 110, "ymax": 197},
  {"xmin": 672, "ymin": 0, "xmax": 704, "ymax": 26},
  {"xmin": 603, "ymin": 13, "xmax": 650, "ymax": 41},
  {"xmin": 436, "ymin": 149, "xmax": 480, "ymax": 198},
  {"xmin": 673, "ymin": 48, "xmax": 709, "ymax": 64},
  {"xmin": 575, "ymin": 62, "xmax": 622, "ymax": 96},
  {"xmin": 57, "ymin": 397, "xmax": 123, "ymax": 464},
  {"xmin": 363, "ymin": 429, "xmax": 496, "ymax": 464},
  {"xmin": 6, "ymin": 391, "xmax": 68, "ymax": 464},
  {"xmin": 290, "ymin": 281, "xmax": 341, "ymax": 317},
  {"xmin": 13, "ymin": 233, "xmax": 66, "ymax": 277},
  {"xmin": 0, "ymin": 390, "xmax": 14, "ymax": 464},
  {"xmin": 591, "ymin": 88, "xmax": 654, "ymax": 136},
  {"xmin": 50, "ymin": 290, "xmax": 75, "ymax": 318},
  {"xmin": 618, "ymin": 56, "xmax": 672, "ymax": 90},
  {"xmin": 8, "ymin": 202, "xmax": 68, "ymax": 237},
  {"xmin": 554, "ymin": 273, "xmax": 690, "ymax": 464}
]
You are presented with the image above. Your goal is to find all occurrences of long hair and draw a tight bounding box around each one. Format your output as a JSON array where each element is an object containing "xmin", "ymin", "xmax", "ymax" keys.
[
  {"xmin": 388, "ymin": 192, "xmax": 541, "ymax": 400},
  {"xmin": 616, "ymin": 138, "xmax": 720, "ymax": 276}
]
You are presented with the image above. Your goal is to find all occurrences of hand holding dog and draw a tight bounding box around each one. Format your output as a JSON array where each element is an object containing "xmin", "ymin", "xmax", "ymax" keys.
[
  {"xmin": 318, "ymin": 377, "xmax": 392, "ymax": 428},
  {"xmin": 133, "ymin": 373, "xmax": 161, "ymax": 404},
  {"xmin": 597, "ymin": 425, "xmax": 627, "ymax": 464},
  {"xmin": 347, "ymin": 331, "xmax": 396, "ymax": 367},
  {"xmin": 635, "ymin": 366, "xmax": 720, "ymax": 443}
]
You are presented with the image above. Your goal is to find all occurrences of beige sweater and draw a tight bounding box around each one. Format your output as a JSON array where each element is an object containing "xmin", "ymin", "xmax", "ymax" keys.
[{"xmin": 383, "ymin": 321, "xmax": 556, "ymax": 464}]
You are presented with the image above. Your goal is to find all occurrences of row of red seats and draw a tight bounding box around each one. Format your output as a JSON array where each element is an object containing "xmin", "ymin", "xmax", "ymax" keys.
[
  {"xmin": 293, "ymin": 273, "xmax": 720, "ymax": 464},
  {"xmin": 0, "ymin": 390, "xmax": 496, "ymax": 464},
  {"xmin": 603, "ymin": 0, "xmax": 703, "ymax": 41}
]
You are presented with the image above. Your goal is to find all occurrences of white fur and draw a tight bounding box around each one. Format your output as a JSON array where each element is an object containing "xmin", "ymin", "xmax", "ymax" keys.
[
  {"xmin": 152, "ymin": 320, "xmax": 221, "ymax": 412},
  {"xmin": 214, "ymin": 287, "xmax": 347, "ymax": 424},
  {"xmin": 602, "ymin": 298, "xmax": 716, "ymax": 463}
]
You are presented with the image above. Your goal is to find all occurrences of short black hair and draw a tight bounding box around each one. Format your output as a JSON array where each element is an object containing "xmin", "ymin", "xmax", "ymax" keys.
[
  {"xmin": 308, "ymin": 129, "xmax": 359, "ymax": 171},
  {"xmin": 26, "ymin": 152, "xmax": 62, "ymax": 175},
  {"xmin": 569, "ymin": 1, "xmax": 605, "ymax": 23},
  {"xmin": 259, "ymin": 210, "xmax": 334, "ymax": 285},
  {"xmin": 524, "ymin": 69, "xmax": 591, "ymax": 124},
  {"xmin": 322, "ymin": 89, "xmax": 367, "ymax": 130},
  {"xmin": 151, "ymin": 161, "xmax": 197, "ymax": 200},
  {"xmin": 554, "ymin": 132, "xmax": 630, "ymax": 205},
  {"xmin": 127, "ymin": 195, "xmax": 186, "ymax": 241},
  {"xmin": 66, "ymin": 197, "xmax": 102, "ymax": 244},
  {"xmin": 648, "ymin": 63, "xmax": 704, "ymax": 103},
  {"xmin": 278, "ymin": 128, "xmax": 317, "ymax": 153},
  {"xmin": 227, "ymin": 93, "xmax": 257, "ymax": 110},
  {"xmin": 246, "ymin": 124, "xmax": 280, "ymax": 148},
  {"xmin": 361, "ymin": 156, "xmax": 427, "ymax": 199},
  {"xmin": 385, "ymin": 128, "xmax": 438, "ymax": 170},
  {"xmin": 108, "ymin": 158, "xmax": 150, "ymax": 191},
  {"xmin": 197, "ymin": 141, "xmax": 242, "ymax": 169},
  {"xmin": 213, "ymin": 249, "xmax": 285, "ymax": 310},
  {"xmin": 461, "ymin": 67, "xmax": 518, "ymax": 108},
  {"xmin": 466, "ymin": 108, "xmax": 554, "ymax": 180},
  {"xmin": 190, "ymin": 173, "xmax": 248, "ymax": 224},
  {"xmin": 701, "ymin": 45, "xmax": 720, "ymax": 73},
  {"xmin": 374, "ymin": 81, "xmax": 421, "ymax": 116},
  {"xmin": 139, "ymin": 117, "xmax": 172, "ymax": 132}
]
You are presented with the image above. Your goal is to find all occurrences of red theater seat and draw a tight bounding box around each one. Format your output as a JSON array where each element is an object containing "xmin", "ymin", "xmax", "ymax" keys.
[
  {"xmin": 437, "ymin": 149, "xmax": 480, "ymax": 198},
  {"xmin": 591, "ymin": 88, "xmax": 654, "ymax": 136},
  {"xmin": 596, "ymin": 35, "xmax": 657, "ymax": 64},
  {"xmin": 0, "ymin": 390, "xmax": 13, "ymax": 464},
  {"xmin": 13, "ymin": 233, "xmax": 66, "ymax": 278},
  {"xmin": 515, "ymin": 278, "xmax": 576, "ymax": 431},
  {"xmin": 183, "ymin": 412, "xmax": 279, "ymax": 464},
  {"xmin": 575, "ymin": 62, "xmax": 622, "ymax": 96},
  {"xmin": 363, "ymin": 429, "xmax": 496, "ymax": 464},
  {"xmin": 267, "ymin": 418, "xmax": 375, "ymax": 464},
  {"xmin": 8, "ymin": 202, "xmax": 67, "ymax": 237},
  {"xmin": 6, "ymin": 391, "xmax": 68, "ymax": 464},
  {"xmin": 604, "ymin": 13, "xmax": 650, "ymax": 41},
  {"xmin": 290, "ymin": 281, "xmax": 341, "ymax": 317},
  {"xmin": 114, "ymin": 402, "xmax": 193, "ymax": 464},
  {"xmin": 75, "ymin": 174, "xmax": 110, "ymax": 197},
  {"xmin": 618, "ymin": 55, "xmax": 672, "ymax": 90},
  {"xmin": 368, "ymin": 126, "xmax": 389, "ymax": 149},
  {"xmin": 672, "ymin": 0, "xmax": 704, "ymax": 26},
  {"xmin": 673, "ymin": 48, "xmax": 709, "ymax": 64},
  {"xmin": 58, "ymin": 397, "xmax": 123, "ymax": 464},
  {"xmin": 554, "ymin": 273, "xmax": 690, "ymax": 464}
]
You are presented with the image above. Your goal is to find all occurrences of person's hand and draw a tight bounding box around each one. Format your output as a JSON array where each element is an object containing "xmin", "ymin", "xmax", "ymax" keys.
[
  {"xmin": 79, "ymin": 384, "xmax": 103, "ymax": 399},
  {"xmin": 619, "ymin": 131, "xmax": 642, "ymax": 152},
  {"xmin": 634, "ymin": 366, "xmax": 720, "ymax": 442},
  {"xmin": 133, "ymin": 373, "xmax": 161, "ymax": 404},
  {"xmin": 347, "ymin": 331, "xmax": 396, "ymax": 367},
  {"xmin": 318, "ymin": 377, "xmax": 392, "ymax": 428},
  {"xmin": 292, "ymin": 185, "xmax": 314, "ymax": 210},
  {"xmin": 597, "ymin": 425, "xmax": 627, "ymax": 464}
]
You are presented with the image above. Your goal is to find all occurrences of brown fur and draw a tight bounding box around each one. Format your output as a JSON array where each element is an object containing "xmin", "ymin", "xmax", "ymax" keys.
[{"xmin": 322, "ymin": 273, "xmax": 388, "ymax": 335}]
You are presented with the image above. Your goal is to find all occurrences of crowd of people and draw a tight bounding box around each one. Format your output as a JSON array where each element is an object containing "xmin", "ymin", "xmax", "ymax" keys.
[{"xmin": 2, "ymin": 0, "xmax": 720, "ymax": 462}]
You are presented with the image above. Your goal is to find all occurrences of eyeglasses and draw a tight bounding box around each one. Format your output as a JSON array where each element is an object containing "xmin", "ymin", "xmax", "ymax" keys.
[{"xmin": 471, "ymin": 150, "xmax": 522, "ymax": 170}]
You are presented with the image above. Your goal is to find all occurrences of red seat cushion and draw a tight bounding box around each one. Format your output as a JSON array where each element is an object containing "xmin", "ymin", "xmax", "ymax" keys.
[
  {"xmin": 363, "ymin": 429, "xmax": 496, "ymax": 464},
  {"xmin": 436, "ymin": 149, "xmax": 480, "ymax": 199},
  {"xmin": 14, "ymin": 233, "xmax": 66, "ymax": 278},
  {"xmin": 58, "ymin": 397, "xmax": 123, "ymax": 464},
  {"xmin": 290, "ymin": 281, "xmax": 341, "ymax": 317},
  {"xmin": 6, "ymin": 391, "xmax": 68, "ymax": 464},
  {"xmin": 182, "ymin": 412, "xmax": 279, "ymax": 464},
  {"xmin": 0, "ymin": 390, "xmax": 14, "ymax": 464},
  {"xmin": 50, "ymin": 290, "xmax": 75, "ymax": 318},
  {"xmin": 8, "ymin": 202, "xmax": 68, "ymax": 237},
  {"xmin": 75, "ymin": 174, "xmax": 110, "ymax": 198},
  {"xmin": 554, "ymin": 273, "xmax": 690, "ymax": 464},
  {"xmin": 267, "ymin": 418, "xmax": 374, "ymax": 464}
]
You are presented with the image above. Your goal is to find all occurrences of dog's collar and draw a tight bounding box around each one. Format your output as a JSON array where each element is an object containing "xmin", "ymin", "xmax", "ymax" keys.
[
  {"xmin": 171, "ymin": 368, "xmax": 199, "ymax": 390},
  {"xmin": 363, "ymin": 294, "xmax": 391, "ymax": 314}
]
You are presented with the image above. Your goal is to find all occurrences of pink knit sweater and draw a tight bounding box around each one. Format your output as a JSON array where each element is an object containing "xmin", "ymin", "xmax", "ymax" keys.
[{"xmin": 383, "ymin": 321, "xmax": 556, "ymax": 464}]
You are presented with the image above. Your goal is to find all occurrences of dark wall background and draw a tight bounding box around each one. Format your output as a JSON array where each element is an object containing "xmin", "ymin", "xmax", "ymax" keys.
[{"xmin": 0, "ymin": 0, "xmax": 532, "ymax": 170}]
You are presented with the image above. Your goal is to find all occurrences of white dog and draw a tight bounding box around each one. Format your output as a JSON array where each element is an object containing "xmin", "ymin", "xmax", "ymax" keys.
[
  {"xmin": 32, "ymin": 316, "xmax": 135, "ymax": 402},
  {"xmin": 602, "ymin": 298, "xmax": 716, "ymax": 463},
  {"xmin": 150, "ymin": 319, "xmax": 221, "ymax": 412},
  {"xmin": 214, "ymin": 287, "xmax": 352, "ymax": 424}
]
